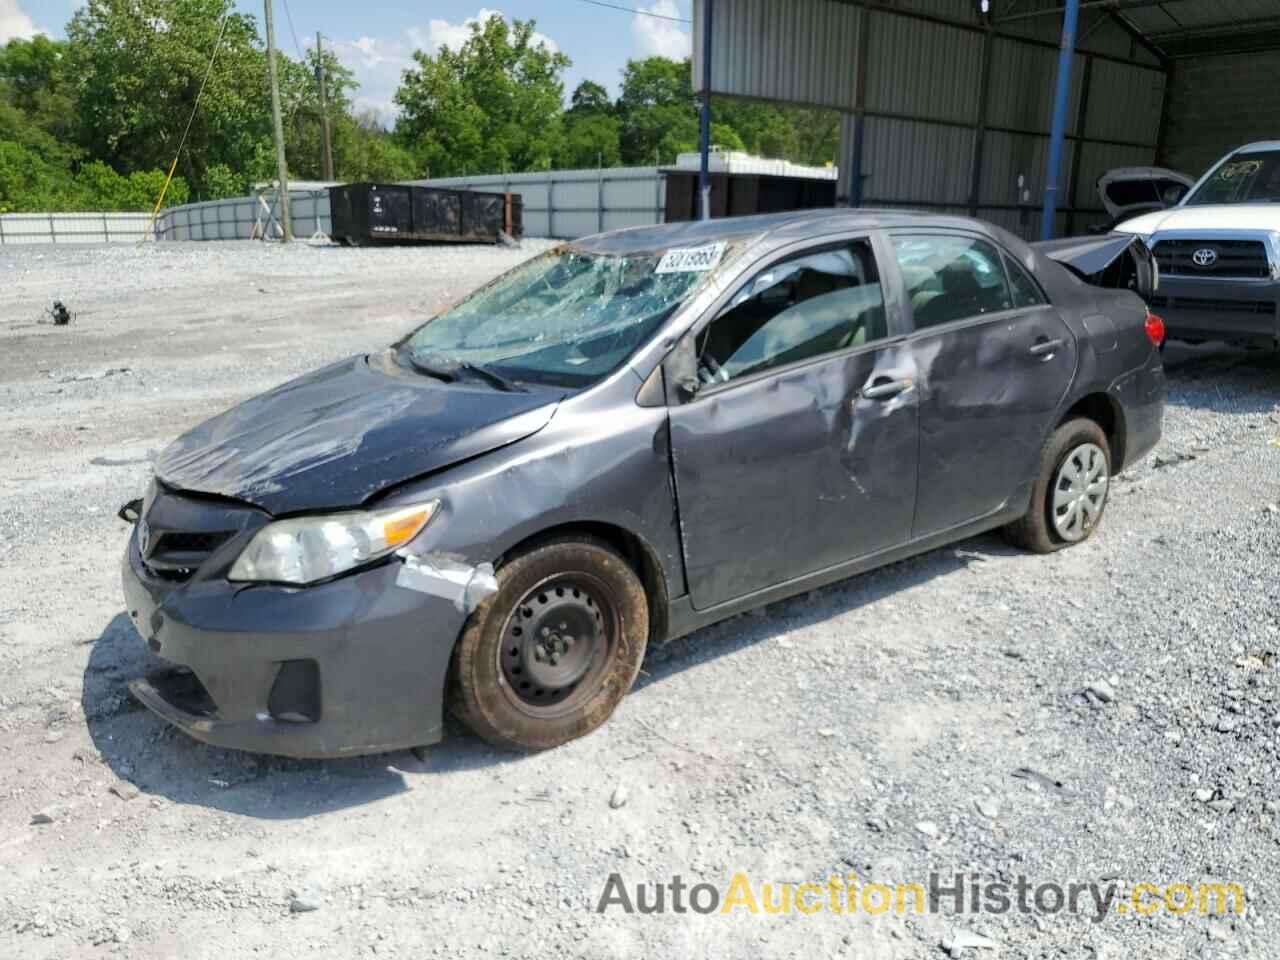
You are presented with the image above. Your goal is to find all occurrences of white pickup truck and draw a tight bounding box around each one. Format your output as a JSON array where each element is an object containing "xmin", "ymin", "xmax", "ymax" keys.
[{"xmin": 1114, "ymin": 141, "xmax": 1280, "ymax": 348}]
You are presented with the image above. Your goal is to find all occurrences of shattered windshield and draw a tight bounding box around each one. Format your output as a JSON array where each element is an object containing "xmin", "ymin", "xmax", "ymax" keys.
[
  {"xmin": 1185, "ymin": 152, "xmax": 1280, "ymax": 205},
  {"xmin": 400, "ymin": 244, "xmax": 728, "ymax": 387}
]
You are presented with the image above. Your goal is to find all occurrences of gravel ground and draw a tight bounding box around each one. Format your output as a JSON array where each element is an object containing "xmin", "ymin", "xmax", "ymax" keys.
[{"xmin": 1, "ymin": 240, "xmax": 1278, "ymax": 959}]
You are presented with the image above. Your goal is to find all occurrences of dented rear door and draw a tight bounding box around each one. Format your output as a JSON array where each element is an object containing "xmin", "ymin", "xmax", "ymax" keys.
[{"xmin": 891, "ymin": 231, "xmax": 1077, "ymax": 537}]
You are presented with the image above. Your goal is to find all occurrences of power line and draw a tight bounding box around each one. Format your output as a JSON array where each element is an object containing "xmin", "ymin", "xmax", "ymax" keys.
[
  {"xmin": 142, "ymin": 7, "xmax": 234, "ymax": 238},
  {"xmin": 574, "ymin": 0, "xmax": 691, "ymax": 23},
  {"xmin": 278, "ymin": 0, "xmax": 308, "ymax": 125},
  {"xmin": 281, "ymin": 0, "xmax": 304, "ymax": 60}
]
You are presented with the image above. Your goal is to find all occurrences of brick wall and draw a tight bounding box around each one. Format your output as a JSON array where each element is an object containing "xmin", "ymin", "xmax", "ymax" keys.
[{"xmin": 1159, "ymin": 50, "xmax": 1280, "ymax": 177}]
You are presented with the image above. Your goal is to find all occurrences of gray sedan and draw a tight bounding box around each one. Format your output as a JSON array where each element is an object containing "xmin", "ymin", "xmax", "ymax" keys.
[{"xmin": 120, "ymin": 210, "xmax": 1165, "ymax": 757}]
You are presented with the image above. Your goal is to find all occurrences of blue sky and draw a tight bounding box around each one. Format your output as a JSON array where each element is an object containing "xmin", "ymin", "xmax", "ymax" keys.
[{"xmin": 3, "ymin": 1, "xmax": 694, "ymax": 120}]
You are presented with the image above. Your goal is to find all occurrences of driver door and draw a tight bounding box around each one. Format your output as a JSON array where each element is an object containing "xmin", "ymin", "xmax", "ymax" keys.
[{"xmin": 666, "ymin": 236, "xmax": 920, "ymax": 612}]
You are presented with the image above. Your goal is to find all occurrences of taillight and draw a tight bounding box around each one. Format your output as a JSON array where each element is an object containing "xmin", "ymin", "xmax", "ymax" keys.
[{"xmin": 1145, "ymin": 311, "xmax": 1165, "ymax": 347}]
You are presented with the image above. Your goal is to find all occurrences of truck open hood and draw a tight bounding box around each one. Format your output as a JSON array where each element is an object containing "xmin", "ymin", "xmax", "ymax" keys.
[
  {"xmin": 155, "ymin": 353, "xmax": 562, "ymax": 514},
  {"xmin": 1097, "ymin": 166, "xmax": 1193, "ymax": 220}
]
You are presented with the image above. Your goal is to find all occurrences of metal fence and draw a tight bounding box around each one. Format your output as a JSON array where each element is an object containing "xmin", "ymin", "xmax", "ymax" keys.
[
  {"xmin": 0, "ymin": 212, "xmax": 154, "ymax": 245},
  {"xmin": 409, "ymin": 167, "xmax": 668, "ymax": 239},
  {"xmin": 156, "ymin": 189, "xmax": 332, "ymax": 241},
  {"xmin": 148, "ymin": 167, "xmax": 670, "ymax": 243}
]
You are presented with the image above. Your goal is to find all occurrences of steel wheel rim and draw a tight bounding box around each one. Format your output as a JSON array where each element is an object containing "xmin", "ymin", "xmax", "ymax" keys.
[
  {"xmin": 497, "ymin": 573, "xmax": 617, "ymax": 718},
  {"xmin": 1052, "ymin": 441, "xmax": 1109, "ymax": 542}
]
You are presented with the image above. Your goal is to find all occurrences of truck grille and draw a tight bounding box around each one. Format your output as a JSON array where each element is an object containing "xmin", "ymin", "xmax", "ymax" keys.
[
  {"xmin": 1150, "ymin": 295, "xmax": 1276, "ymax": 315},
  {"xmin": 1152, "ymin": 238, "xmax": 1271, "ymax": 279}
]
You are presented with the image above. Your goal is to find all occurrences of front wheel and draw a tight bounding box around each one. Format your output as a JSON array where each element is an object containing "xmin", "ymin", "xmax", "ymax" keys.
[
  {"xmin": 447, "ymin": 538, "xmax": 649, "ymax": 751},
  {"xmin": 1004, "ymin": 418, "xmax": 1111, "ymax": 554}
]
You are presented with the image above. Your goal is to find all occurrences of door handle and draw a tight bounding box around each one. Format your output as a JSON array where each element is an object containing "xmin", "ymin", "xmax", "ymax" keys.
[
  {"xmin": 1029, "ymin": 338, "xmax": 1064, "ymax": 358},
  {"xmin": 859, "ymin": 377, "xmax": 913, "ymax": 401}
]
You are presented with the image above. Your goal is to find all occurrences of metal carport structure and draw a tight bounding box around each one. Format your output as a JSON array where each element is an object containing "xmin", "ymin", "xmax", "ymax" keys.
[{"xmin": 691, "ymin": 0, "xmax": 1280, "ymax": 239}]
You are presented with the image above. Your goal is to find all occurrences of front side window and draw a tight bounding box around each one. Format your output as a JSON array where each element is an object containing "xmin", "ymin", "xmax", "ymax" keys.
[
  {"xmin": 893, "ymin": 235, "xmax": 1013, "ymax": 330},
  {"xmin": 401, "ymin": 245, "xmax": 729, "ymax": 388},
  {"xmin": 695, "ymin": 241, "xmax": 886, "ymax": 385},
  {"xmin": 1185, "ymin": 151, "xmax": 1280, "ymax": 206}
]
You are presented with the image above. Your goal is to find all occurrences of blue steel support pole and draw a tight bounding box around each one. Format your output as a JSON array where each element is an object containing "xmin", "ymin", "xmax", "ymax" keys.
[
  {"xmin": 1041, "ymin": 0, "xmax": 1080, "ymax": 241},
  {"xmin": 699, "ymin": 0, "xmax": 714, "ymax": 221}
]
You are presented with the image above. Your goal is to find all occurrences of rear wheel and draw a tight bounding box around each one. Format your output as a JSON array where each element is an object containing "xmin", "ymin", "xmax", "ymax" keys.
[
  {"xmin": 1004, "ymin": 418, "xmax": 1111, "ymax": 553},
  {"xmin": 447, "ymin": 538, "xmax": 649, "ymax": 751}
]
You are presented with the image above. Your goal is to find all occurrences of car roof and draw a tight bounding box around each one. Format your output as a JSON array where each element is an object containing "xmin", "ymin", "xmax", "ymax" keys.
[
  {"xmin": 572, "ymin": 208, "xmax": 999, "ymax": 256},
  {"xmin": 1235, "ymin": 141, "xmax": 1280, "ymax": 154}
]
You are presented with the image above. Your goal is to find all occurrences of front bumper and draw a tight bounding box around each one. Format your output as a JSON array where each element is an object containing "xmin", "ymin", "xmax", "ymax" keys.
[
  {"xmin": 1151, "ymin": 275, "xmax": 1280, "ymax": 347},
  {"xmin": 121, "ymin": 525, "xmax": 470, "ymax": 758}
]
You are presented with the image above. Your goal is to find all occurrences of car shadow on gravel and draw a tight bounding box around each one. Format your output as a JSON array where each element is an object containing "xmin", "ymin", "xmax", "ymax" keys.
[
  {"xmin": 83, "ymin": 533, "xmax": 1015, "ymax": 818},
  {"xmin": 83, "ymin": 613, "xmax": 521, "ymax": 820},
  {"xmin": 637, "ymin": 532, "xmax": 1019, "ymax": 690}
]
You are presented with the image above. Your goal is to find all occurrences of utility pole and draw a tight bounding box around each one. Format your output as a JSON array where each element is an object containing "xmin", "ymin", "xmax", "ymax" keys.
[
  {"xmin": 316, "ymin": 32, "xmax": 335, "ymax": 182},
  {"xmin": 698, "ymin": 0, "xmax": 714, "ymax": 221},
  {"xmin": 264, "ymin": 0, "xmax": 292, "ymax": 241}
]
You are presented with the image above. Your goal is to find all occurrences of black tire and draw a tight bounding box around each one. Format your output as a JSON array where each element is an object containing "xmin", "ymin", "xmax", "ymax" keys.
[
  {"xmin": 1004, "ymin": 418, "xmax": 1112, "ymax": 554},
  {"xmin": 447, "ymin": 537, "xmax": 649, "ymax": 751}
]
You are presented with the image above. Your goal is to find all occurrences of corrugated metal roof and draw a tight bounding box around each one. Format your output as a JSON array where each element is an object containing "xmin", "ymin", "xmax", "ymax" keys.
[{"xmin": 1075, "ymin": 0, "xmax": 1280, "ymax": 58}]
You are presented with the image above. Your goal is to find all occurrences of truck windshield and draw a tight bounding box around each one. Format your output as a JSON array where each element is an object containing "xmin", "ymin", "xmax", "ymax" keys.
[
  {"xmin": 400, "ymin": 245, "xmax": 727, "ymax": 388},
  {"xmin": 1185, "ymin": 151, "xmax": 1280, "ymax": 205}
]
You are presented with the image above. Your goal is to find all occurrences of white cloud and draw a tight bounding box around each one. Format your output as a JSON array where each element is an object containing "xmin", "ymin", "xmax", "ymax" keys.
[
  {"xmin": 407, "ymin": 8, "xmax": 558, "ymax": 56},
  {"xmin": 330, "ymin": 9, "xmax": 560, "ymax": 127},
  {"xmin": 0, "ymin": 0, "xmax": 42, "ymax": 44},
  {"xmin": 632, "ymin": 0, "xmax": 690, "ymax": 60}
]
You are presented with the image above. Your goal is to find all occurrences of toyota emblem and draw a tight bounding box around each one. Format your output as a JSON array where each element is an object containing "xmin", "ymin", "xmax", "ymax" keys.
[{"xmin": 1192, "ymin": 247, "xmax": 1219, "ymax": 268}]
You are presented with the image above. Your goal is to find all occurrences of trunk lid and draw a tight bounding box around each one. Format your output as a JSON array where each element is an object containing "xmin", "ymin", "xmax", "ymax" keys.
[{"xmin": 1035, "ymin": 234, "xmax": 1158, "ymax": 301}]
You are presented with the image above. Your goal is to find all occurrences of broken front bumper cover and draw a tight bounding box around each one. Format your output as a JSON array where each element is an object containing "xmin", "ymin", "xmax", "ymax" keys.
[{"xmin": 121, "ymin": 522, "xmax": 492, "ymax": 759}]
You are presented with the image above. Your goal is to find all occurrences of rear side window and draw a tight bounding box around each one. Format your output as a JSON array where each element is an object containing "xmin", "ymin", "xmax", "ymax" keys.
[
  {"xmin": 1005, "ymin": 254, "xmax": 1046, "ymax": 308},
  {"xmin": 696, "ymin": 240, "xmax": 887, "ymax": 384},
  {"xmin": 892, "ymin": 235, "xmax": 1012, "ymax": 330}
]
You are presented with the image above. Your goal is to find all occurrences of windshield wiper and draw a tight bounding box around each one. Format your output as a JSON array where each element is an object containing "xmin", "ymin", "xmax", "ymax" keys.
[
  {"xmin": 404, "ymin": 353, "xmax": 460, "ymax": 383},
  {"xmin": 405, "ymin": 352, "xmax": 526, "ymax": 392},
  {"xmin": 455, "ymin": 360, "xmax": 526, "ymax": 392}
]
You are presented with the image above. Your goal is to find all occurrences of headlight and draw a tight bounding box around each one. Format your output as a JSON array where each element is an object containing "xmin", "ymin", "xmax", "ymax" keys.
[{"xmin": 229, "ymin": 501, "xmax": 439, "ymax": 585}]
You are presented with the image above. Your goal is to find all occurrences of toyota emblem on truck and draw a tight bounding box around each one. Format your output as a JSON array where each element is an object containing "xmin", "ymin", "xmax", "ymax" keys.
[{"xmin": 1192, "ymin": 247, "xmax": 1219, "ymax": 268}]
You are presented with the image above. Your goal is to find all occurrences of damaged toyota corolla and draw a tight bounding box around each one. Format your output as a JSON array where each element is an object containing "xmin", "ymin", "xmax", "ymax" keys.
[{"xmin": 120, "ymin": 210, "xmax": 1165, "ymax": 758}]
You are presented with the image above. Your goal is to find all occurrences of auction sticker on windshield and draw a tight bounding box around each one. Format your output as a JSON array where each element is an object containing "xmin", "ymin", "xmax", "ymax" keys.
[{"xmin": 656, "ymin": 242, "xmax": 727, "ymax": 274}]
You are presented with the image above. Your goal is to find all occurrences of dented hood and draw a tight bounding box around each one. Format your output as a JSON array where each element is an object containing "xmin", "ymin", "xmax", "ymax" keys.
[{"xmin": 155, "ymin": 353, "xmax": 561, "ymax": 514}]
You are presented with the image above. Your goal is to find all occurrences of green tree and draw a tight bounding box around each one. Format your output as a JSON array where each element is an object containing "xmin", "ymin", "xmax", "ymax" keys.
[
  {"xmin": 557, "ymin": 79, "xmax": 620, "ymax": 169},
  {"xmin": 570, "ymin": 79, "xmax": 612, "ymax": 115},
  {"xmin": 394, "ymin": 15, "xmax": 570, "ymax": 177},
  {"xmin": 0, "ymin": 36, "xmax": 77, "ymax": 144},
  {"xmin": 617, "ymin": 56, "xmax": 698, "ymax": 165},
  {"xmin": 65, "ymin": 0, "xmax": 270, "ymax": 197}
]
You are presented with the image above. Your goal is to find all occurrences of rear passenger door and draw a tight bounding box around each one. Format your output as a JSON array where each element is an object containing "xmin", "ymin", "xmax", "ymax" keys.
[{"xmin": 890, "ymin": 232, "xmax": 1077, "ymax": 537}]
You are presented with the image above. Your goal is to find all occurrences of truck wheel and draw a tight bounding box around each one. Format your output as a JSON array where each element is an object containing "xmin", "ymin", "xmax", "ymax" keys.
[
  {"xmin": 1004, "ymin": 418, "xmax": 1111, "ymax": 554},
  {"xmin": 448, "ymin": 538, "xmax": 649, "ymax": 751}
]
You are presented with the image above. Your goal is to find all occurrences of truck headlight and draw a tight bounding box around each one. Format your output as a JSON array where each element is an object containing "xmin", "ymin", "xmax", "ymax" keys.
[{"xmin": 229, "ymin": 501, "xmax": 438, "ymax": 585}]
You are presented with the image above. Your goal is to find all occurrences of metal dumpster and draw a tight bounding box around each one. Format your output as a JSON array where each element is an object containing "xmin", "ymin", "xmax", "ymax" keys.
[{"xmin": 329, "ymin": 183, "xmax": 523, "ymax": 246}]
